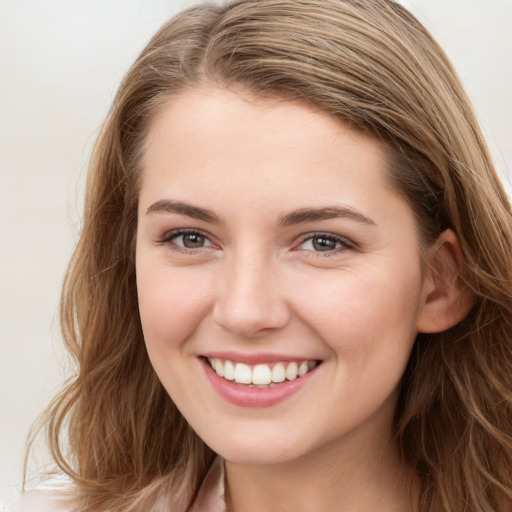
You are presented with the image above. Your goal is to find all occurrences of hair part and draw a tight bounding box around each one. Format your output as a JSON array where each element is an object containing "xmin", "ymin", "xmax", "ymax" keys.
[{"xmin": 29, "ymin": 1, "xmax": 512, "ymax": 511}]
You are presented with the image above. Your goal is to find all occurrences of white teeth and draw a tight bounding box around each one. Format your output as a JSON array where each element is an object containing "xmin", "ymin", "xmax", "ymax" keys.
[
  {"xmin": 285, "ymin": 361, "xmax": 298, "ymax": 381},
  {"xmin": 224, "ymin": 360, "xmax": 235, "ymax": 380},
  {"xmin": 208, "ymin": 358, "xmax": 317, "ymax": 386},
  {"xmin": 252, "ymin": 364, "xmax": 272, "ymax": 385},
  {"xmin": 271, "ymin": 363, "xmax": 286, "ymax": 383},
  {"xmin": 214, "ymin": 359, "xmax": 224, "ymax": 377},
  {"xmin": 234, "ymin": 363, "xmax": 252, "ymax": 384}
]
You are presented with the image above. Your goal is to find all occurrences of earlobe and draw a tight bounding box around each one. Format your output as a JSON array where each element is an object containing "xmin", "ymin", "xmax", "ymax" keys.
[{"xmin": 416, "ymin": 229, "xmax": 475, "ymax": 334}]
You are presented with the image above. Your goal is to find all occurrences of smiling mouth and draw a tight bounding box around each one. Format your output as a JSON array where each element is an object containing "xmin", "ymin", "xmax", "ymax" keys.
[{"xmin": 205, "ymin": 358, "xmax": 320, "ymax": 388}]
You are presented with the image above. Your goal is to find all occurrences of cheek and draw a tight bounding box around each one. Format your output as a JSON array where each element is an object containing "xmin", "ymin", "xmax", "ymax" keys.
[
  {"xmin": 291, "ymin": 265, "xmax": 423, "ymax": 359},
  {"xmin": 136, "ymin": 262, "xmax": 213, "ymax": 353},
  {"xmin": 136, "ymin": 262, "xmax": 216, "ymax": 407}
]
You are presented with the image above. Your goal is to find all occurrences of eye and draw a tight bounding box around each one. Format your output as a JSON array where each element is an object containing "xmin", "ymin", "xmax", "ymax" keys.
[
  {"xmin": 297, "ymin": 233, "xmax": 354, "ymax": 253},
  {"xmin": 159, "ymin": 229, "xmax": 215, "ymax": 250}
]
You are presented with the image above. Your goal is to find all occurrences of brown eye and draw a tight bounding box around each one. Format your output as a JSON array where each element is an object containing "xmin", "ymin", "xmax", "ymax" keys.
[
  {"xmin": 181, "ymin": 233, "xmax": 206, "ymax": 248},
  {"xmin": 312, "ymin": 236, "xmax": 338, "ymax": 251},
  {"xmin": 298, "ymin": 233, "xmax": 353, "ymax": 253},
  {"xmin": 162, "ymin": 230, "xmax": 214, "ymax": 250}
]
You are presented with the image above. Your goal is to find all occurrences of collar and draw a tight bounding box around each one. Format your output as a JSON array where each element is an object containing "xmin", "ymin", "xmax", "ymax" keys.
[{"xmin": 187, "ymin": 457, "xmax": 227, "ymax": 512}]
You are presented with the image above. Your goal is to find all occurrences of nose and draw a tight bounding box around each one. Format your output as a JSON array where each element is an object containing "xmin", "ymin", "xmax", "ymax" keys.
[{"xmin": 212, "ymin": 251, "xmax": 291, "ymax": 338}]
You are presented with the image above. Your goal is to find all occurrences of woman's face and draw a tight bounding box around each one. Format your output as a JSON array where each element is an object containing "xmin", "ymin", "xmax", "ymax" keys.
[{"xmin": 136, "ymin": 86, "xmax": 429, "ymax": 465}]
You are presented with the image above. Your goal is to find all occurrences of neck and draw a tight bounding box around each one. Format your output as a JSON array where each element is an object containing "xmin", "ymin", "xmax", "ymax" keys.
[{"xmin": 224, "ymin": 420, "xmax": 419, "ymax": 512}]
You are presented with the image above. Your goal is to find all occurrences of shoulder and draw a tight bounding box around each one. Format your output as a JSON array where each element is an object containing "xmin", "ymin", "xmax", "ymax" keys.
[{"xmin": 2, "ymin": 489, "xmax": 73, "ymax": 512}]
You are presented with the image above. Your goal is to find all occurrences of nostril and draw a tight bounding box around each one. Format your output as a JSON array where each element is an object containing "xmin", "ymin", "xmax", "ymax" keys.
[{"xmin": 212, "ymin": 296, "xmax": 290, "ymax": 337}]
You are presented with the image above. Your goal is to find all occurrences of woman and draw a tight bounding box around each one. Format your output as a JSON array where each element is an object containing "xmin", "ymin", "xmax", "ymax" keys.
[{"xmin": 7, "ymin": 0, "xmax": 512, "ymax": 511}]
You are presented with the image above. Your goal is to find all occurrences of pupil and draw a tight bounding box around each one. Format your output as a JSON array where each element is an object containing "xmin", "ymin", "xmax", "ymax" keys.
[
  {"xmin": 312, "ymin": 237, "xmax": 336, "ymax": 251},
  {"xmin": 183, "ymin": 234, "xmax": 204, "ymax": 248}
]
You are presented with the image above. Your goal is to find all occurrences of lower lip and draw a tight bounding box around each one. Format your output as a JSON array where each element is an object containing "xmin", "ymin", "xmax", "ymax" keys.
[{"xmin": 201, "ymin": 358, "xmax": 319, "ymax": 408}]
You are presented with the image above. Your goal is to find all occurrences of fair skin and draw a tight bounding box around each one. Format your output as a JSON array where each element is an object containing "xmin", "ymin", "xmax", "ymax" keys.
[{"xmin": 136, "ymin": 86, "xmax": 468, "ymax": 512}]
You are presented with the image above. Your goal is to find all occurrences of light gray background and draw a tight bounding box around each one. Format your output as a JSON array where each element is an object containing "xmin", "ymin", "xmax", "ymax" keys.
[{"xmin": 1, "ymin": 0, "xmax": 511, "ymax": 504}]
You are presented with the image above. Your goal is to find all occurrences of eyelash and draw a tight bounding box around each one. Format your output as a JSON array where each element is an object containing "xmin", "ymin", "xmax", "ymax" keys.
[
  {"xmin": 158, "ymin": 228, "xmax": 216, "ymax": 254},
  {"xmin": 296, "ymin": 232, "xmax": 355, "ymax": 255},
  {"xmin": 157, "ymin": 229, "xmax": 355, "ymax": 256}
]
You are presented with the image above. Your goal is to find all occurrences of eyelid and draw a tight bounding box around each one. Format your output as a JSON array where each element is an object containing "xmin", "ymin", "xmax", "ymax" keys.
[
  {"xmin": 295, "ymin": 231, "xmax": 356, "ymax": 253},
  {"xmin": 157, "ymin": 228, "xmax": 219, "ymax": 251}
]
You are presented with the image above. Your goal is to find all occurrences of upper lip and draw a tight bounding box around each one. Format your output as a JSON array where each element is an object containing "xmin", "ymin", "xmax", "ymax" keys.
[{"xmin": 201, "ymin": 351, "xmax": 320, "ymax": 365}]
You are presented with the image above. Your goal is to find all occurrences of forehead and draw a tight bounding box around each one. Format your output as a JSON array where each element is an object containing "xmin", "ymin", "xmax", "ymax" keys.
[{"xmin": 140, "ymin": 86, "xmax": 393, "ymax": 198}]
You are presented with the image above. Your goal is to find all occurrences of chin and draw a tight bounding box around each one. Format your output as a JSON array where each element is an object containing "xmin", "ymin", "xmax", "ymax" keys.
[{"xmin": 203, "ymin": 430, "xmax": 314, "ymax": 466}]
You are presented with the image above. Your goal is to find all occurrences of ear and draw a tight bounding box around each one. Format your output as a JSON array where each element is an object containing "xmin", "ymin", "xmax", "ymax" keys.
[{"xmin": 416, "ymin": 229, "xmax": 474, "ymax": 333}]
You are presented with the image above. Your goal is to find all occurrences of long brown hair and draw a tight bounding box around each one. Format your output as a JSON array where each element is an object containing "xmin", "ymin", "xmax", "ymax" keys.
[{"xmin": 29, "ymin": 1, "xmax": 512, "ymax": 511}]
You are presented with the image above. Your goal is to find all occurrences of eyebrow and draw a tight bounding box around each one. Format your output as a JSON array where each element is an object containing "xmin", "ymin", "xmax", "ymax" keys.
[
  {"xmin": 146, "ymin": 199, "xmax": 375, "ymax": 227},
  {"xmin": 278, "ymin": 206, "xmax": 376, "ymax": 226},
  {"xmin": 146, "ymin": 200, "xmax": 222, "ymax": 224}
]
